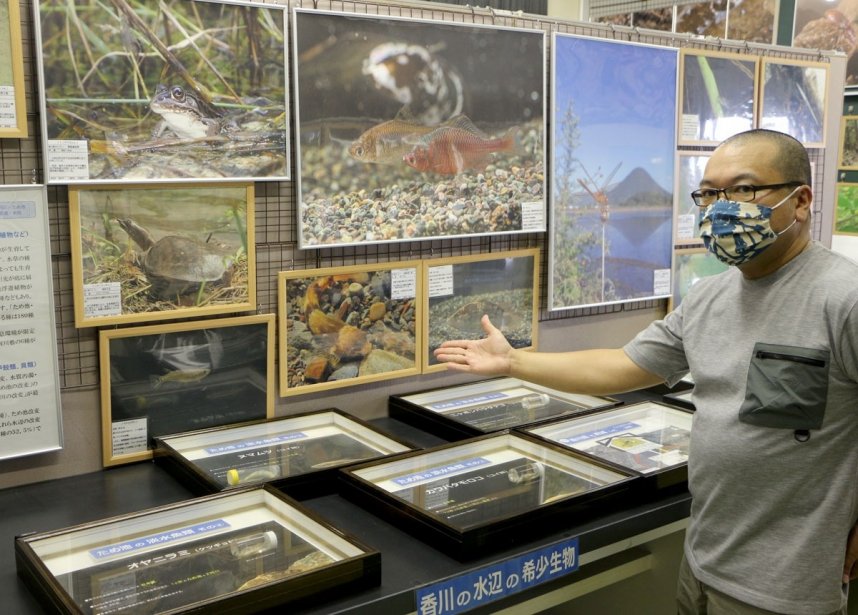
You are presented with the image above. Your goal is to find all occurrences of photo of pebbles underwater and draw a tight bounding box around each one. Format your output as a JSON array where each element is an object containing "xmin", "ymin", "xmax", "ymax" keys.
[{"xmin": 292, "ymin": 9, "xmax": 546, "ymax": 247}]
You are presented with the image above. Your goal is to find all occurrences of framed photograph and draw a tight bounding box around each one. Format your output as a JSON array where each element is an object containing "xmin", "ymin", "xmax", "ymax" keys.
[
  {"xmin": 678, "ymin": 49, "xmax": 758, "ymax": 146},
  {"xmin": 840, "ymin": 116, "xmax": 858, "ymax": 169},
  {"xmin": 725, "ymin": 0, "xmax": 775, "ymax": 43},
  {"xmin": 549, "ymin": 34, "xmax": 676, "ymax": 311},
  {"xmin": 339, "ymin": 432, "xmax": 636, "ymax": 559},
  {"xmin": 99, "ymin": 314, "xmax": 275, "ymax": 467},
  {"xmin": 15, "ymin": 486, "xmax": 380, "ymax": 614},
  {"xmin": 674, "ymin": 153, "xmax": 711, "ymax": 245},
  {"xmin": 69, "ymin": 182, "xmax": 255, "ymax": 327},
  {"xmin": 292, "ymin": 8, "xmax": 546, "ymax": 248},
  {"xmin": 675, "ymin": 0, "xmax": 728, "ymax": 38},
  {"xmin": 278, "ymin": 262, "xmax": 422, "ymax": 396},
  {"xmin": 0, "ymin": 0, "xmax": 27, "ymax": 138},
  {"xmin": 835, "ymin": 182, "xmax": 858, "ymax": 235},
  {"xmin": 792, "ymin": 0, "xmax": 858, "ymax": 88},
  {"xmin": 33, "ymin": 0, "xmax": 289, "ymax": 184},
  {"xmin": 154, "ymin": 409, "xmax": 414, "ymax": 496},
  {"xmin": 389, "ymin": 377, "xmax": 620, "ymax": 440},
  {"xmin": 423, "ymin": 249, "xmax": 539, "ymax": 373},
  {"xmin": 524, "ymin": 401, "xmax": 692, "ymax": 490},
  {"xmin": 671, "ymin": 247, "xmax": 729, "ymax": 310},
  {"xmin": 759, "ymin": 58, "xmax": 828, "ymax": 148}
]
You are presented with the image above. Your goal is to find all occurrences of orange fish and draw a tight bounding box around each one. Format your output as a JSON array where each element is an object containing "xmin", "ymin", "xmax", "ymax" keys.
[
  {"xmin": 348, "ymin": 119, "xmax": 434, "ymax": 165},
  {"xmin": 403, "ymin": 124, "xmax": 518, "ymax": 175}
]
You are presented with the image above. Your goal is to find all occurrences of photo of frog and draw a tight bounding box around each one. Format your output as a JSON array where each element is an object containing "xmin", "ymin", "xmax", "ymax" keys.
[
  {"xmin": 34, "ymin": 0, "xmax": 289, "ymax": 183},
  {"xmin": 292, "ymin": 9, "xmax": 546, "ymax": 248},
  {"xmin": 69, "ymin": 182, "xmax": 255, "ymax": 327}
]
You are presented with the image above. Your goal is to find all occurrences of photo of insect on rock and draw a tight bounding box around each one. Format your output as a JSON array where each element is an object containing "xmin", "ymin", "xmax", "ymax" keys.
[{"xmin": 293, "ymin": 9, "xmax": 546, "ymax": 247}]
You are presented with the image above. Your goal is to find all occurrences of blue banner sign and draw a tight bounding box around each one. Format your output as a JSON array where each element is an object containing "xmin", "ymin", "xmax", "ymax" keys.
[{"xmin": 89, "ymin": 519, "xmax": 230, "ymax": 560}]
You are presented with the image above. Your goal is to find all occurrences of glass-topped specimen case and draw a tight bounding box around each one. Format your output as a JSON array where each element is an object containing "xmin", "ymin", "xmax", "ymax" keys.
[
  {"xmin": 389, "ymin": 377, "xmax": 620, "ymax": 440},
  {"xmin": 15, "ymin": 486, "xmax": 380, "ymax": 615},
  {"xmin": 339, "ymin": 432, "xmax": 636, "ymax": 559},
  {"xmin": 524, "ymin": 401, "xmax": 693, "ymax": 490},
  {"xmin": 154, "ymin": 409, "xmax": 415, "ymax": 497},
  {"xmin": 663, "ymin": 388, "xmax": 696, "ymax": 411}
]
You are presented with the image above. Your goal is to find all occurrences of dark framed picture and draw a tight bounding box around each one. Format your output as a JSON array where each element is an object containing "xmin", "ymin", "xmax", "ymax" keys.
[
  {"xmin": 292, "ymin": 8, "xmax": 546, "ymax": 248},
  {"xmin": 678, "ymin": 49, "xmax": 758, "ymax": 146},
  {"xmin": 671, "ymin": 247, "xmax": 729, "ymax": 310},
  {"xmin": 674, "ymin": 152, "xmax": 710, "ymax": 245},
  {"xmin": 423, "ymin": 249, "xmax": 539, "ymax": 373},
  {"xmin": 839, "ymin": 116, "xmax": 858, "ymax": 169},
  {"xmin": 278, "ymin": 262, "xmax": 422, "ymax": 396},
  {"xmin": 0, "ymin": 0, "xmax": 27, "ymax": 137},
  {"xmin": 792, "ymin": 0, "xmax": 858, "ymax": 89},
  {"xmin": 15, "ymin": 486, "xmax": 380, "ymax": 614},
  {"xmin": 759, "ymin": 58, "xmax": 828, "ymax": 148},
  {"xmin": 34, "ymin": 0, "xmax": 289, "ymax": 184},
  {"xmin": 69, "ymin": 182, "xmax": 255, "ymax": 327},
  {"xmin": 99, "ymin": 314, "xmax": 275, "ymax": 466},
  {"xmin": 549, "ymin": 33, "xmax": 676, "ymax": 310}
]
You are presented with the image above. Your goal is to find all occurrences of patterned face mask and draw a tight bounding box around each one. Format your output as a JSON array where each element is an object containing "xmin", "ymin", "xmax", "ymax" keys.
[{"xmin": 698, "ymin": 187, "xmax": 799, "ymax": 266}]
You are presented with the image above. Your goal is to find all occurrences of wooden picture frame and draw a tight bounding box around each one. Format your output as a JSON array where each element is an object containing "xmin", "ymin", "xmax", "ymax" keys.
[
  {"xmin": 759, "ymin": 57, "xmax": 828, "ymax": 148},
  {"xmin": 839, "ymin": 116, "xmax": 858, "ymax": 170},
  {"xmin": 674, "ymin": 152, "xmax": 710, "ymax": 246},
  {"xmin": 99, "ymin": 313, "xmax": 275, "ymax": 467},
  {"xmin": 292, "ymin": 8, "xmax": 546, "ymax": 248},
  {"xmin": 0, "ymin": 0, "xmax": 27, "ymax": 138},
  {"xmin": 278, "ymin": 262, "xmax": 422, "ymax": 396},
  {"xmin": 677, "ymin": 49, "xmax": 758, "ymax": 146},
  {"xmin": 33, "ymin": 0, "xmax": 289, "ymax": 184},
  {"xmin": 69, "ymin": 182, "xmax": 255, "ymax": 327},
  {"xmin": 834, "ymin": 182, "xmax": 858, "ymax": 236},
  {"xmin": 422, "ymin": 248, "xmax": 539, "ymax": 374},
  {"xmin": 670, "ymin": 246, "xmax": 729, "ymax": 311}
]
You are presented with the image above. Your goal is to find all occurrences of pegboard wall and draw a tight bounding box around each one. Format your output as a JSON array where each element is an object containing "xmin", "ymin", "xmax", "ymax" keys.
[{"xmin": 0, "ymin": 0, "xmax": 836, "ymax": 391}]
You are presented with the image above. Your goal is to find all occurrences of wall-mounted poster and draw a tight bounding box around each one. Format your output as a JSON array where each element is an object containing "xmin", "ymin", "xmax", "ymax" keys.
[
  {"xmin": 671, "ymin": 247, "xmax": 729, "ymax": 310},
  {"xmin": 759, "ymin": 58, "xmax": 828, "ymax": 148},
  {"xmin": 69, "ymin": 183, "xmax": 255, "ymax": 327},
  {"xmin": 549, "ymin": 34, "xmax": 676, "ymax": 311},
  {"xmin": 835, "ymin": 182, "xmax": 858, "ymax": 235},
  {"xmin": 674, "ymin": 153, "xmax": 710, "ymax": 245},
  {"xmin": 792, "ymin": 0, "xmax": 858, "ymax": 88},
  {"xmin": 292, "ymin": 8, "xmax": 546, "ymax": 248},
  {"xmin": 34, "ymin": 0, "xmax": 289, "ymax": 184},
  {"xmin": 0, "ymin": 186, "xmax": 63, "ymax": 460},
  {"xmin": 0, "ymin": 0, "xmax": 27, "ymax": 138},
  {"xmin": 278, "ymin": 262, "xmax": 422, "ymax": 396},
  {"xmin": 725, "ymin": 0, "xmax": 776, "ymax": 43},
  {"xmin": 839, "ymin": 116, "xmax": 858, "ymax": 169},
  {"xmin": 675, "ymin": 0, "xmax": 728, "ymax": 38},
  {"xmin": 678, "ymin": 49, "xmax": 758, "ymax": 146},
  {"xmin": 423, "ymin": 249, "xmax": 539, "ymax": 373},
  {"xmin": 99, "ymin": 314, "xmax": 275, "ymax": 467}
]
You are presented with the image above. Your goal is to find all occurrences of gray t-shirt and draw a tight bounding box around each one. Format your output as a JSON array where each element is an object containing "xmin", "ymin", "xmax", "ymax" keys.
[{"xmin": 624, "ymin": 242, "xmax": 858, "ymax": 615}]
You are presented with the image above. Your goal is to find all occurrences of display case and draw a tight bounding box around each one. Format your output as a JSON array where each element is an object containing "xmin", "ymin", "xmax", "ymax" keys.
[
  {"xmin": 15, "ymin": 486, "xmax": 380, "ymax": 615},
  {"xmin": 389, "ymin": 377, "xmax": 619, "ymax": 440},
  {"xmin": 662, "ymin": 388, "xmax": 696, "ymax": 411},
  {"xmin": 339, "ymin": 432, "xmax": 636, "ymax": 559},
  {"xmin": 154, "ymin": 409, "xmax": 415, "ymax": 497},
  {"xmin": 523, "ymin": 401, "xmax": 692, "ymax": 490}
]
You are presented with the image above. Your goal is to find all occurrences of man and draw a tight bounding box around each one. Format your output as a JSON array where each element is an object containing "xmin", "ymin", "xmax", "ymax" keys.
[{"xmin": 434, "ymin": 129, "xmax": 858, "ymax": 615}]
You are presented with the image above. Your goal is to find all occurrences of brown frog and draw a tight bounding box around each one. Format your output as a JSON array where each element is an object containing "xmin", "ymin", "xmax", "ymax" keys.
[{"xmin": 149, "ymin": 84, "xmax": 227, "ymax": 139}]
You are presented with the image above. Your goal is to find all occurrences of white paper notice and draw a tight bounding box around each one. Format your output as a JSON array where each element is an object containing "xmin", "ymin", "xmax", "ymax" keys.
[
  {"xmin": 390, "ymin": 268, "xmax": 417, "ymax": 300},
  {"xmin": 653, "ymin": 269, "xmax": 671, "ymax": 296},
  {"xmin": 428, "ymin": 265, "xmax": 454, "ymax": 298},
  {"xmin": 680, "ymin": 115, "xmax": 700, "ymax": 141},
  {"xmin": 47, "ymin": 140, "xmax": 90, "ymax": 182},
  {"xmin": 112, "ymin": 418, "xmax": 149, "ymax": 457},
  {"xmin": 83, "ymin": 283, "xmax": 123, "ymax": 318},
  {"xmin": 0, "ymin": 86, "xmax": 17, "ymax": 129},
  {"xmin": 520, "ymin": 201, "xmax": 545, "ymax": 231},
  {"xmin": 677, "ymin": 214, "xmax": 698, "ymax": 240},
  {"xmin": 0, "ymin": 186, "xmax": 63, "ymax": 460}
]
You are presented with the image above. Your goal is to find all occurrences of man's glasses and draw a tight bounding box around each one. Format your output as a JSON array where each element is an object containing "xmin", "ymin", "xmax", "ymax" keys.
[{"xmin": 690, "ymin": 182, "xmax": 802, "ymax": 208}]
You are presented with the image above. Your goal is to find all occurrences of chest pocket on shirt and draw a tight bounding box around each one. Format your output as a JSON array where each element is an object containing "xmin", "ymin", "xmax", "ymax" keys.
[{"xmin": 739, "ymin": 342, "xmax": 830, "ymax": 430}]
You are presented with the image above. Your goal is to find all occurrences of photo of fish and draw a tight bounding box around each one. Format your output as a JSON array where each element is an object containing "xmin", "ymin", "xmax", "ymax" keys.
[
  {"xmin": 278, "ymin": 263, "xmax": 422, "ymax": 396},
  {"xmin": 69, "ymin": 183, "xmax": 255, "ymax": 327},
  {"xmin": 99, "ymin": 314, "xmax": 275, "ymax": 466},
  {"xmin": 550, "ymin": 34, "xmax": 676, "ymax": 311},
  {"xmin": 759, "ymin": 58, "xmax": 828, "ymax": 147},
  {"xmin": 423, "ymin": 249, "xmax": 539, "ymax": 372},
  {"xmin": 34, "ymin": 0, "xmax": 289, "ymax": 184},
  {"xmin": 292, "ymin": 9, "xmax": 546, "ymax": 248}
]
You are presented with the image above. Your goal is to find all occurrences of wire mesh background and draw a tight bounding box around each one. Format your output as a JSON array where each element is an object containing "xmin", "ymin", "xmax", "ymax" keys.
[{"xmin": 0, "ymin": 0, "xmax": 830, "ymax": 391}]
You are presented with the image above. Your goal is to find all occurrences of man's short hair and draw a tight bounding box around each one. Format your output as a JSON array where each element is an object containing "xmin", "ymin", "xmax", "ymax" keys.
[{"xmin": 720, "ymin": 129, "xmax": 813, "ymax": 188}]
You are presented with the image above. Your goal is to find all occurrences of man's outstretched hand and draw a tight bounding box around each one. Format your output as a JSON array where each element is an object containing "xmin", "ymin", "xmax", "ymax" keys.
[{"xmin": 433, "ymin": 315, "xmax": 513, "ymax": 376}]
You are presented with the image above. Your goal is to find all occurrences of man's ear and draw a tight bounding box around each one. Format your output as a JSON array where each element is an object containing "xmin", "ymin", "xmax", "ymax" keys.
[{"xmin": 794, "ymin": 185, "xmax": 813, "ymax": 222}]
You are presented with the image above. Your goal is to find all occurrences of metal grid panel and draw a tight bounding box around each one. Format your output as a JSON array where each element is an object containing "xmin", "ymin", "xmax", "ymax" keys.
[{"xmin": 2, "ymin": 0, "xmax": 835, "ymax": 390}]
